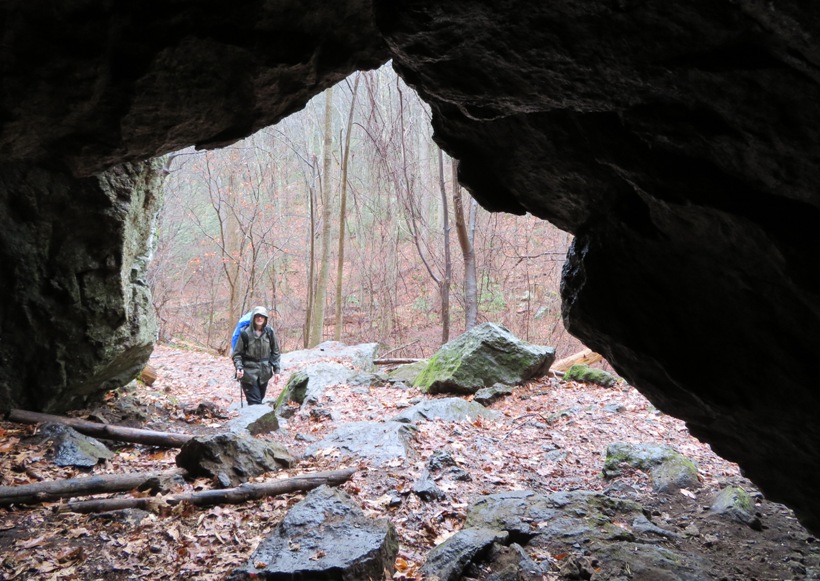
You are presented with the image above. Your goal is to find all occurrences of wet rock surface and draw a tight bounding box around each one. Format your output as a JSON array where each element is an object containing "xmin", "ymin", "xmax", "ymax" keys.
[{"xmin": 228, "ymin": 485, "xmax": 398, "ymax": 580}]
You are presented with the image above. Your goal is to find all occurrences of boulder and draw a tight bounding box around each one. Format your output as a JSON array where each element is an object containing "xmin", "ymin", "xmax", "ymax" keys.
[
  {"xmin": 175, "ymin": 432, "xmax": 293, "ymax": 487},
  {"xmin": 305, "ymin": 421, "xmax": 416, "ymax": 466},
  {"xmin": 461, "ymin": 489, "xmax": 706, "ymax": 580},
  {"xmin": 413, "ymin": 323, "xmax": 555, "ymax": 395},
  {"xmin": 229, "ymin": 485, "xmax": 398, "ymax": 580}
]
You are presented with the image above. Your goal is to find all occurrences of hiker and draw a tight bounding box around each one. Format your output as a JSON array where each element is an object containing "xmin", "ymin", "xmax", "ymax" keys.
[{"xmin": 232, "ymin": 306, "xmax": 281, "ymax": 405}]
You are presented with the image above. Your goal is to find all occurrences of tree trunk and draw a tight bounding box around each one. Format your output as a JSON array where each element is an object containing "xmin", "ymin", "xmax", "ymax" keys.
[
  {"xmin": 55, "ymin": 468, "xmax": 356, "ymax": 514},
  {"xmin": 309, "ymin": 86, "xmax": 334, "ymax": 347},
  {"xmin": 438, "ymin": 147, "xmax": 452, "ymax": 343},
  {"xmin": 0, "ymin": 469, "xmax": 185, "ymax": 506},
  {"xmin": 7, "ymin": 409, "xmax": 193, "ymax": 448},
  {"xmin": 452, "ymin": 158, "xmax": 478, "ymax": 329},
  {"xmin": 335, "ymin": 75, "xmax": 359, "ymax": 341},
  {"xmin": 304, "ymin": 162, "xmax": 317, "ymax": 348}
]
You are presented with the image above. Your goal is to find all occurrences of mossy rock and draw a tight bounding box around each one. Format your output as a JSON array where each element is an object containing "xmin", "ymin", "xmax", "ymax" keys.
[
  {"xmin": 563, "ymin": 364, "xmax": 618, "ymax": 387},
  {"xmin": 413, "ymin": 323, "xmax": 555, "ymax": 394},
  {"xmin": 275, "ymin": 370, "xmax": 309, "ymax": 412},
  {"xmin": 711, "ymin": 486, "xmax": 761, "ymax": 529}
]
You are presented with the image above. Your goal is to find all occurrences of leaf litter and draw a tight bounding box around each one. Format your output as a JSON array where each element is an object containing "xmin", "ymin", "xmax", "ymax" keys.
[{"xmin": 0, "ymin": 343, "xmax": 818, "ymax": 579}]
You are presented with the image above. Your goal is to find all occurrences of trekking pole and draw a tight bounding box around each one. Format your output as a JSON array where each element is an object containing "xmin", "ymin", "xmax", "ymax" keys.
[{"xmin": 235, "ymin": 370, "xmax": 244, "ymax": 408}]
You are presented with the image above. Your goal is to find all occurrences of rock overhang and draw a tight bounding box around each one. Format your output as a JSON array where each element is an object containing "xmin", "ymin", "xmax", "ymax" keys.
[{"xmin": 2, "ymin": 0, "xmax": 820, "ymax": 535}]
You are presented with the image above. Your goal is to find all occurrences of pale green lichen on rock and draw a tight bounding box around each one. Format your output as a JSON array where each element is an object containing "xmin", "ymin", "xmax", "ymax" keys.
[
  {"xmin": 275, "ymin": 371, "xmax": 309, "ymax": 411},
  {"xmin": 563, "ymin": 364, "xmax": 618, "ymax": 387}
]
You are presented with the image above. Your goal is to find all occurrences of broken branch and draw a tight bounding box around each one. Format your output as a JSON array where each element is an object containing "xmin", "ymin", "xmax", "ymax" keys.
[
  {"xmin": 55, "ymin": 467, "xmax": 357, "ymax": 513},
  {"xmin": 0, "ymin": 469, "xmax": 185, "ymax": 506},
  {"xmin": 7, "ymin": 409, "xmax": 193, "ymax": 448}
]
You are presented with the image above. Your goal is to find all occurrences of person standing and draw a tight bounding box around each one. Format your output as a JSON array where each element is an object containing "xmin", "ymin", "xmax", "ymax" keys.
[{"xmin": 232, "ymin": 306, "xmax": 280, "ymax": 405}]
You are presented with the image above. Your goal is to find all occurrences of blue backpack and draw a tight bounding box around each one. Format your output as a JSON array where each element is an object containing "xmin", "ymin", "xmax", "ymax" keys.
[
  {"xmin": 230, "ymin": 311, "xmax": 253, "ymax": 353},
  {"xmin": 231, "ymin": 311, "xmax": 276, "ymax": 354}
]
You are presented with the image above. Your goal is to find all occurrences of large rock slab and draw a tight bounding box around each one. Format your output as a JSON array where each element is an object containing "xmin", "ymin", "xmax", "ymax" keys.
[
  {"xmin": 413, "ymin": 323, "xmax": 555, "ymax": 394},
  {"xmin": 459, "ymin": 489, "xmax": 706, "ymax": 580},
  {"xmin": 281, "ymin": 341, "xmax": 380, "ymax": 371},
  {"xmin": 305, "ymin": 421, "xmax": 415, "ymax": 466},
  {"xmin": 229, "ymin": 485, "xmax": 398, "ymax": 580},
  {"xmin": 392, "ymin": 397, "xmax": 501, "ymax": 424},
  {"xmin": 275, "ymin": 362, "xmax": 358, "ymax": 412}
]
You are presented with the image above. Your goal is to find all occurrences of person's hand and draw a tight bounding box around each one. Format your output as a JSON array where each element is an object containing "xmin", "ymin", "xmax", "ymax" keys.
[{"xmin": 236, "ymin": 369, "xmax": 244, "ymax": 379}]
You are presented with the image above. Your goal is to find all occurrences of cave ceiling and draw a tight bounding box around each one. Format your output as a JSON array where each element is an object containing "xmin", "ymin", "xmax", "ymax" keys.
[{"xmin": 2, "ymin": 0, "xmax": 820, "ymax": 534}]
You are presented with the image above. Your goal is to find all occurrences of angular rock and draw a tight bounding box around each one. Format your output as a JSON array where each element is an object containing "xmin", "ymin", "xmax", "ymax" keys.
[
  {"xmin": 392, "ymin": 397, "xmax": 501, "ymax": 424},
  {"xmin": 474, "ymin": 383, "xmax": 514, "ymax": 406},
  {"xmin": 226, "ymin": 404, "xmax": 279, "ymax": 435},
  {"xmin": 465, "ymin": 489, "xmax": 706, "ymax": 580},
  {"xmin": 421, "ymin": 528, "xmax": 509, "ymax": 581},
  {"xmin": 413, "ymin": 323, "xmax": 555, "ymax": 394},
  {"xmin": 175, "ymin": 432, "xmax": 293, "ymax": 487},
  {"xmin": 412, "ymin": 469, "xmax": 446, "ymax": 502},
  {"xmin": 39, "ymin": 423, "xmax": 113, "ymax": 468},
  {"xmin": 711, "ymin": 486, "xmax": 762, "ymax": 530},
  {"xmin": 305, "ymin": 421, "xmax": 415, "ymax": 466},
  {"xmin": 275, "ymin": 362, "xmax": 356, "ymax": 411},
  {"xmin": 229, "ymin": 485, "xmax": 398, "ymax": 581}
]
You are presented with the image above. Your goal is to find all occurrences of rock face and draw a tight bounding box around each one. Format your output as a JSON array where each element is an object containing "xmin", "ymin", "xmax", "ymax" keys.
[
  {"xmin": 2, "ymin": 0, "xmax": 820, "ymax": 534},
  {"xmin": 0, "ymin": 161, "xmax": 161, "ymax": 412}
]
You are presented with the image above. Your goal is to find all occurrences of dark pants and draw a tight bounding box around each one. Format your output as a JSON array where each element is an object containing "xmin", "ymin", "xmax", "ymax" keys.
[{"xmin": 241, "ymin": 379, "xmax": 268, "ymax": 405}]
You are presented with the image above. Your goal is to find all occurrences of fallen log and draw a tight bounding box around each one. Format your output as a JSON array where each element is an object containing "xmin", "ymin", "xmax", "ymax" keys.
[
  {"xmin": 551, "ymin": 348, "xmax": 603, "ymax": 374},
  {"xmin": 7, "ymin": 409, "xmax": 193, "ymax": 448},
  {"xmin": 139, "ymin": 364, "xmax": 158, "ymax": 386},
  {"xmin": 373, "ymin": 358, "xmax": 422, "ymax": 366},
  {"xmin": 55, "ymin": 467, "xmax": 357, "ymax": 514},
  {"xmin": 0, "ymin": 469, "xmax": 185, "ymax": 506}
]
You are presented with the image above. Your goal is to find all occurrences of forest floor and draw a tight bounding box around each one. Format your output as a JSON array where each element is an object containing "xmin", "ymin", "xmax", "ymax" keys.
[{"xmin": 1, "ymin": 343, "xmax": 819, "ymax": 580}]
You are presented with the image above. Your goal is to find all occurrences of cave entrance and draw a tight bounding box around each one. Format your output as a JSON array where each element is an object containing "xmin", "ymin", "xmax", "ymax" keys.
[{"xmin": 152, "ymin": 63, "xmax": 585, "ymax": 362}]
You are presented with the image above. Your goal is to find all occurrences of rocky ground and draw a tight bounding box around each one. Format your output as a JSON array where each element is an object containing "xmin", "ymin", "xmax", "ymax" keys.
[{"xmin": 1, "ymin": 342, "xmax": 819, "ymax": 580}]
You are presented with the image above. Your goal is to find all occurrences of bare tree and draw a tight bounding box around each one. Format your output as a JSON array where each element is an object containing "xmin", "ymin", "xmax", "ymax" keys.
[
  {"xmin": 308, "ymin": 86, "xmax": 335, "ymax": 347},
  {"xmin": 452, "ymin": 158, "xmax": 478, "ymax": 330},
  {"xmin": 335, "ymin": 74, "xmax": 360, "ymax": 341}
]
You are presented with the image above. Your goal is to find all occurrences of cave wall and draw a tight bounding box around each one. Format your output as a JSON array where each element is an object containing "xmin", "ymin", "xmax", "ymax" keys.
[
  {"xmin": 0, "ymin": 161, "xmax": 160, "ymax": 411},
  {"xmin": 3, "ymin": 0, "xmax": 820, "ymax": 534}
]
